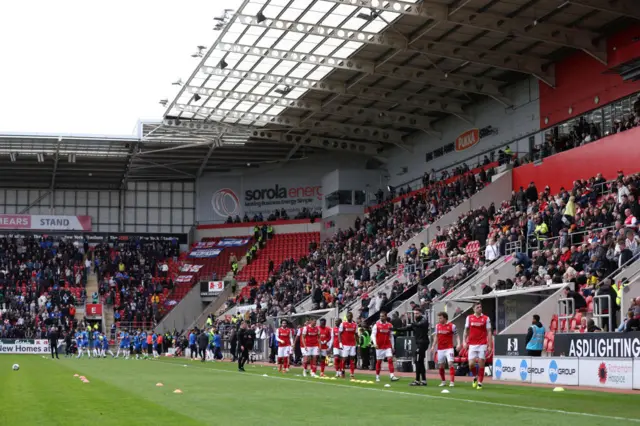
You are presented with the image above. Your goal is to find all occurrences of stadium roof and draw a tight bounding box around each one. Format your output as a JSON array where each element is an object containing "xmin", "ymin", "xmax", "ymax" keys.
[{"xmin": 1, "ymin": 0, "xmax": 637, "ymax": 190}]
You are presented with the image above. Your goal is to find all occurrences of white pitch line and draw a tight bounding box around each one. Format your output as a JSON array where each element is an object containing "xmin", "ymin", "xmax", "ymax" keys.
[{"xmin": 157, "ymin": 361, "xmax": 640, "ymax": 423}]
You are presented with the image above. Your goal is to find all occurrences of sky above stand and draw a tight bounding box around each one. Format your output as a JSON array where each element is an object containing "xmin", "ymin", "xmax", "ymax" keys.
[{"xmin": 0, "ymin": 0, "xmax": 239, "ymax": 136}]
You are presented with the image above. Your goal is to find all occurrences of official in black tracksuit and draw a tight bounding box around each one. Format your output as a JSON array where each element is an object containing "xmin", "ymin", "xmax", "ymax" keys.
[
  {"xmin": 48, "ymin": 327, "xmax": 60, "ymax": 359},
  {"xmin": 198, "ymin": 331, "xmax": 209, "ymax": 362},
  {"xmin": 396, "ymin": 309, "xmax": 430, "ymax": 386},
  {"xmin": 236, "ymin": 322, "xmax": 255, "ymax": 371}
]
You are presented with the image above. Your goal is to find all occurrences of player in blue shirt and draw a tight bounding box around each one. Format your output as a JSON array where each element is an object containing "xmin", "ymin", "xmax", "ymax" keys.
[
  {"xmin": 140, "ymin": 331, "xmax": 149, "ymax": 359},
  {"xmin": 92, "ymin": 330, "xmax": 101, "ymax": 358},
  {"xmin": 102, "ymin": 334, "xmax": 114, "ymax": 358},
  {"xmin": 116, "ymin": 331, "xmax": 128, "ymax": 358},
  {"xmin": 152, "ymin": 332, "xmax": 159, "ymax": 359},
  {"xmin": 188, "ymin": 330, "xmax": 197, "ymax": 360},
  {"xmin": 77, "ymin": 328, "xmax": 90, "ymax": 358},
  {"xmin": 134, "ymin": 331, "xmax": 143, "ymax": 360}
]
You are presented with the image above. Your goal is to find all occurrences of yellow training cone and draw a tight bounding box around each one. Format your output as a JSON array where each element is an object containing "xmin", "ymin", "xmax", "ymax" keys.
[{"xmin": 553, "ymin": 387, "xmax": 565, "ymax": 392}]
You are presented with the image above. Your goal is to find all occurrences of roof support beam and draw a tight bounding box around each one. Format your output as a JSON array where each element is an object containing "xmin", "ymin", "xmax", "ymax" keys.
[
  {"xmin": 200, "ymin": 67, "xmax": 468, "ymax": 116},
  {"xmin": 231, "ymin": 17, "xmax": 510, "ymax": 103},
  {"xmin": 317, "ymin": 1, "xmax": 606, "ymax": 63},
  {"xmin": 197, "ymin": 137, "xmax": 222, "ymax": 177},
  {"xmin": 248, "ymin": 129, "xmax": 382, "ymax": 156},
  {"xmin": 220, "ymin": 31, "xmax": 553, "ymax": 86},
  {"xmin": 174, "ymin": 103, "xmax": 408, "ymax": 143},
  {"xmin": 184, "ymin": 88, "xmax": 436, "ymax": 131},
  {"xmin": 566, "ymin": 0, "xmax": 640, "ymax": 20},
  {"xmin": 50, "ymin": 142, "xmax": 60, "ymax": 191},
  {"xmin": 132, "ymin": 158, "xmax": 196, "ymax": 179}
]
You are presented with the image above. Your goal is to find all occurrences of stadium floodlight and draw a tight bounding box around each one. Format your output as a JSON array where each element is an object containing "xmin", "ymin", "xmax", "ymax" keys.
[
  {"xmin": 218, "ymin": 59, "xmax": 228, "ymax": 69},
  {"xmin": 192, "ymin": 94, "xmax": 201, "ymax": 102},
  {"xmin": 356, "ymin": 11, "xmax": 379, "ymax": 21},
  {"xmin": 256, "ymin": 11, "xmax": 266, "ymax": 23},
  {"xmin": 274, "ymin": 86, "xmax": 292, "ymax": 96},
  {"xmin": 9, "ymin": 152, "xmax": 16, "ymax": 162}
]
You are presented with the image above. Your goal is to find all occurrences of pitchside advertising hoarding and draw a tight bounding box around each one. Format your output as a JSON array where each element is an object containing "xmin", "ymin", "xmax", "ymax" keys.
[
  {"xmin": 198, "ymin": 170, "xmax": 325, "ymax": 222},
  {"xmin": 0, "ymin": 214, "xmax": 91, "ymax": 231},
  {"xmin": 493, "ymin": 356, "xmax": 637, "ymax": 390},
  {"xmin": 0, "ymin": 339, "xmax": 49, "ymax": 354}
]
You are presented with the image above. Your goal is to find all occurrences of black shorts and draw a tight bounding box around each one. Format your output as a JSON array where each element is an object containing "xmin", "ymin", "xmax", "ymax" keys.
[{"xmin": 147, "ymin": 346, "xmax": 153, "ymax": 355}]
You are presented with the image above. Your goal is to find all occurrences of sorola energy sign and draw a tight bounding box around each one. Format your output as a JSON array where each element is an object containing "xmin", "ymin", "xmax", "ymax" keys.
[{"xmin": 211, "ymin": 184, "xmax": 322, "ymax": 219}]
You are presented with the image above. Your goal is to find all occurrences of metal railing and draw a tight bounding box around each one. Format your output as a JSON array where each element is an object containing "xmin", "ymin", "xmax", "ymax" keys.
[
  {"xmin": 592, "ymin": 294, "xmax": 612, "ymax": 331},
  {"xmin": 557, "ymin": 297, "xmax": 575, "ymax": 331}
]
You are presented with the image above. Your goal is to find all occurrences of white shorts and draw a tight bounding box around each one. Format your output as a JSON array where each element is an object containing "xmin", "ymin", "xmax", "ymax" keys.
[
  {"xmin": 320, "ymin": 349, "xmax": 329, "ymax": 357},
  {"xmin": 277, "ymin": 346, "xmax": 291, "ymax": 358},
  {"xmin": 303, "ymin": 347, "xmax": 319, "ymax": 357},
  {"xmin": 468, "ymin": 344, "xmax": 487, "ymax": 361},
  {"xmin": 332, "ymin": 347, "xmax": 342, "ymax": 357},
  {"xmin": 437, "ymin": 348, "xmax": 454, "ymax": 365},
  {"xmin": 375, "ymin": 348, "xmax": 393, "ymax": 359},
  {"xmin": 341, "ymin": 345, "xmax": 356, "ymax": 357}
]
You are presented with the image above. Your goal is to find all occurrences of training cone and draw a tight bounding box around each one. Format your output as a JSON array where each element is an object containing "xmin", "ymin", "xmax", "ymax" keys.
[
  {"xmin": 83, "ymin": 380, "xmax": 90, "ymax": 384},
  {"xmin": 441, "ymin": 390, "xmax": 450, "ymax": 394},
  {"xmin": 183, "ymin": 365, "xmax": 187, "ymax": 368},
  {"xmin": 330, "ymin": 377, "xmax": 336, "ymax": 380},
  {"xmin": 262, "ymin": 374, "xmax": 268, "ymax": 377},
  {"xmin": 173, "ymin": 389, "xmax": 183, "ymax": 394},
  {"xmin": 156, "ymin": 383, "xmax": 164, "ymax": 387},
  {"xmin": 384, "ymin": 384, "xmax": 391, "ymax": 388},
  {"xmin": 553, "ymin": 387, "xmax": 565, "ymax": 392},
  {"xmin": 367, "ymin": 381, "xmax": 374, "ymax": 384},
  {"xmin": 73, "ymin": 374, "xmax": 79, "ymax": 377},
  {"xmin": 79, "ymin": 376, "xmax": 86, "ymax": 380}
]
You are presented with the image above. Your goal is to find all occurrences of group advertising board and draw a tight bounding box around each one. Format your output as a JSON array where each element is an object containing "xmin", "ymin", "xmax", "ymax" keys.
[
  {"xmin": 0, "ymin": 339, "xmax": 50, "ymax": 355},
  {"xmin": 494, "ymin": 332, "xmax": 640, "ymax": 390}
]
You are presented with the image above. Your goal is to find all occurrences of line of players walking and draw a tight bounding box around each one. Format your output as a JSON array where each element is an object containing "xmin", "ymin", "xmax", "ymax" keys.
[{"xmin": 274, "ymin": 303, "xmax": 493, "ymax": 389}]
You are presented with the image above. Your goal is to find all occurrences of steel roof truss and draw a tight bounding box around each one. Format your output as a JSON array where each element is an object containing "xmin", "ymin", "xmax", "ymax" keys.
[
  {"xmin": 249, "ymin": 129, "xmax": 381, "ymax": 156},
  {"xmin": 566, "ymin": 0, "xmax": 640, "ymax": 21}
]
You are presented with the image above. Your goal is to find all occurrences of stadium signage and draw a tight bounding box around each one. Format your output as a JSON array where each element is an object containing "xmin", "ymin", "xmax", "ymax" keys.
[
  {"xmin": 455, "ymin": 129, "xmax": 480, "ymax": 151},
  {"xmin": 494, "ymin": 334, "xmax": 527, "ymax": 356},
  {"xmin": 188, "ymin": 248, "xmax": 223, "ymax": 258},
  {"xmin": 493, "ymin": 357, "xmax": 531, "ymax": 382},
  {"xmin": 244, "ymin": 184, "xmax": 322, "ymax": 202},
  {"xmin": 530, "ymin": 358, "xmax": 579, "ymax": 386},
  {"xmin": 0, "ymin": 339, "xmax": 49, "ymax": 354},
  {"xmin": 200, "ymin": 281, "xmax": 225, "ymax": 297},
  {"xmin": 216, "ymin": 238, "xmax": 250, "ymax": 247},
  {"xmin": 0, "ymin": 214, "xmax": 92, "ymax": 231},
  {"xmin": 554, "ymin": 332, "xmax": 640, "ymax": 358}
]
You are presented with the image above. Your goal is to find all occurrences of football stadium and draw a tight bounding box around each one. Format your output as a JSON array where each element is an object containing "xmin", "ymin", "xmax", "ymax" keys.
[{"xmin": 1, "ymin": 0, "xmax": 640, "ymax": 425}]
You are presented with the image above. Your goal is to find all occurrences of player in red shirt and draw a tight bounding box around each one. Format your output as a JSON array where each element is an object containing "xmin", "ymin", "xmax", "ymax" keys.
[
  {"xmin": 318, "ymin": 318, "xmax": 332, "ymax": 377},
  {"xmin": 302, "ymin": 319, "xmax": 320, "ymax": 377},
  {"xmin": 463, "ymin": 302, "xmax": 493, "ymax": 390},
  {"xmin": 339, "ymin": 312, "xmax": 358, "ymax": 378},
  {"xmin": 275, "ymin": 319, "xmax": 293, "ymax": 373},
  {"xmin": 430, "ymin": 311, "xmax": 461, "ymax": 387},
  {"xmin": 331, "ymin": 318, "xmax": 343, "ymax": 377},
  {"xmin": 371, "ymin": 311, "xmax": 399, "ymax": 382}
]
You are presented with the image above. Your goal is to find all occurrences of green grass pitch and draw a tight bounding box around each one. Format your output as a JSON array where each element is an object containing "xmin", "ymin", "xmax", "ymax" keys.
[{"xmin": 0, "ymin": 355, "xmax": 638, "ymax": 426}]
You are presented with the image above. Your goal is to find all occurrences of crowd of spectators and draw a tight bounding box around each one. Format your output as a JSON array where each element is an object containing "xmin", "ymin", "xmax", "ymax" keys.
[
  {"xmin": 225, "ymin": 208, "xmax": 322, "ymax": 224},
  {"xmin": 222, "ymin": 166, "xmax": 497, "ymax": 323},
  {"xmin": 94, "ymin": 238, "xmax": 180, "ymax": 328},
  {"xmin": 0, "ymin": 236, "xmax": 88, "ymax": 338}
]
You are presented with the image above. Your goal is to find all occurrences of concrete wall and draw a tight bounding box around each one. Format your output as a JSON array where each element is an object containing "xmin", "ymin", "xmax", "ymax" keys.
[
  {"xmin": 385, "ymin": 78, "xmax": 540, "ymax": 187},
  {"xmin": 155, "ymin": 283, "xmax": 208, "ymax": 334}
]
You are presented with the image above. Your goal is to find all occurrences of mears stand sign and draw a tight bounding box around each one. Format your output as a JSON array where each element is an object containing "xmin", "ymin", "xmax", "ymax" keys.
[
  {"xmin": 0, "ymin": 215, "xmax": 92, "ymax": 231},
  {"xmin": 0, "ymin": 339, "xmax": 49, "ymax": 354}
]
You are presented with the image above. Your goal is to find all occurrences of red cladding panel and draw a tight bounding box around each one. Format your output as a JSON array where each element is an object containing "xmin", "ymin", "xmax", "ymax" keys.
[
  {"xmin": 512, "ymin": 127, "xmax": 640, "ymax": 194},
  {"xmin": 540, "ymin": 25, "xmax": 640, "ymax": 129}
]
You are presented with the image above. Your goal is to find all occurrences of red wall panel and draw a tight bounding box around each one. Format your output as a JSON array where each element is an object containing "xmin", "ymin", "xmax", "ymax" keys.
[
  {"xmin": 540, "ymin": 25, "xmax": 640, "ymax": 129},
  {"xmin": 512, "ymin": 127, "xmax": 640, "ymax": 193}
]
